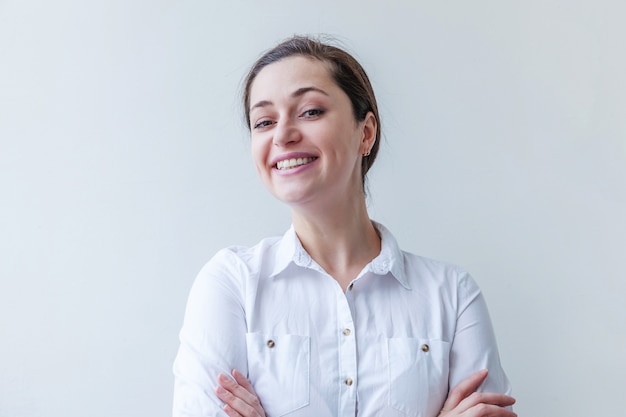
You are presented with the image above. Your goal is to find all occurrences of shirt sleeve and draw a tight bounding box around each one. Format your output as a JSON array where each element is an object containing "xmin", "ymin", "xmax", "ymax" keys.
[
  {"xmin": 173, "ymin": 249, "xmax": 249, "ymax": 417},
  {"xmin": 448, "ymin": 271, "xmax": 512, "ymax": 395}
]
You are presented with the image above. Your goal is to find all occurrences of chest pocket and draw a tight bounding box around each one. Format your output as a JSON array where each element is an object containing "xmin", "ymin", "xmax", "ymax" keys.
[
  {"xmin": 246, "ymin": 333, "xmax": 310, "ymax": 416},
  {"xmin": 387, "ymin": 338, "xmax": 450, "ymax": 417}
]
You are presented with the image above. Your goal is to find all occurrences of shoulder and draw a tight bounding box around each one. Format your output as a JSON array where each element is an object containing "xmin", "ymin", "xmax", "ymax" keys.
[
  {"xmin": 200, "ymin": 234, "xmax": 283, "ymax": 277},
  {"xmin": 402, "ymin": 251, "xmax": 468, "ymax": 282},
  {"xmin": 186, "ymin": 235, "xmax": 284, "ymax": 306},
  {"xmin": 375, "ymin": 221, "xmax": 478, "ymax": 293},
  {"xmin": 401, "ymin": 251, "xmax": 482, "ymax": 304}
]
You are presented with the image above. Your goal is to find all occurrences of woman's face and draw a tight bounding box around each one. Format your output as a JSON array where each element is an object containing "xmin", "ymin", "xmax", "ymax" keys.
[{"xmin": 248, "ymin": 56, "xmax": 376, "ymax": 209}]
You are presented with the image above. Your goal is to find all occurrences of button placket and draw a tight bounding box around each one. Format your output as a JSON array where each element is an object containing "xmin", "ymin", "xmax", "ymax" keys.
[{"xmin": 337, "ymin": 283, "xmax": 357, "ymax": 416}]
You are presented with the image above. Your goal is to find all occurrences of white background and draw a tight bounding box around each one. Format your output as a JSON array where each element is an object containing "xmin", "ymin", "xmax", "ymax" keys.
[{"xmin": 1, "ymin": 1, "xmax": 625, "ymax": 416}]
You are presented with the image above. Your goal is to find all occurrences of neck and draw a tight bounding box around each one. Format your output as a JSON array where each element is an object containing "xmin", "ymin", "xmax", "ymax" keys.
[{"xmin": 290, "ymin": 194, "xmax": 381, "ymax": 291}]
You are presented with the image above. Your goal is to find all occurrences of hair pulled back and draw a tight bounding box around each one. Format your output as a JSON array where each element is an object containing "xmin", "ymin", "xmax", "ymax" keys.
[{"xmin": 242, "ymin": 35, "xmax": 381, "ymax": 188}]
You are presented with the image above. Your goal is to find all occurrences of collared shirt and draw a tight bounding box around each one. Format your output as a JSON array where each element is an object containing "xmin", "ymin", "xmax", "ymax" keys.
[{"xmin": 173, "ymin": 223, "xmax": 511, "ymax": 417}]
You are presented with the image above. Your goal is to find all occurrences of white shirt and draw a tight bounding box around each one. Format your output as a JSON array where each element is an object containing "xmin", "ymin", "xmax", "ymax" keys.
[{"xmin": 173, "ymin": 223, "xmax": 511, "ymax": 417}]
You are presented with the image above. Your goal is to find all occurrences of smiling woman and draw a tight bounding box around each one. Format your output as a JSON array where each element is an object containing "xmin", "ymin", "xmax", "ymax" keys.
[
  {"xmin": 248, "ymin": 54, "xmax": 377, "ymax": 212},
  {"xmin": 172, "ymin": 36, "xmax": 516, "ymax": 417},
  {"xmin": 242, "ymin": 37, "xmax": 381, "ymax": 189}
]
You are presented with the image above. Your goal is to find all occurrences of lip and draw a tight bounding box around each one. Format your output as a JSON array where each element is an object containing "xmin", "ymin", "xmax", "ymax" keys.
[
  {"xmin": 270, "ymin": 152, "xmax": 318, "ymax": 169},
  {"xmin": 270, "ymin": 152, "xmax": 318, "ymax": 175}
]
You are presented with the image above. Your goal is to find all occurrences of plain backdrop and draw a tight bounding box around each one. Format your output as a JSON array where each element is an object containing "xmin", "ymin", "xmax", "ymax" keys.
[{"xmin": 1, "ymin": 1, "xmax": 625, "ymax": 416}]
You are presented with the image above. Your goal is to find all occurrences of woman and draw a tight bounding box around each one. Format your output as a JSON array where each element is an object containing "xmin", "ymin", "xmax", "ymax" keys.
[{"xmin": 173, "ymin": 36, "xmax": 515, "ymax": 417}]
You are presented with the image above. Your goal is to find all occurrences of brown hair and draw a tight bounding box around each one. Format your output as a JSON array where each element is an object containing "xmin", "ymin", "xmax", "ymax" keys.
[{"xmin": 242, "ymin": 35, "xmax": 381, "ymax": 188}]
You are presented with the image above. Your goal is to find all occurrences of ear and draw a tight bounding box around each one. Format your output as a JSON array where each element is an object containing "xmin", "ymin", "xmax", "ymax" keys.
[{"xmin": 360, "ymin": 111, "xmax": 377, "ymax": 154}]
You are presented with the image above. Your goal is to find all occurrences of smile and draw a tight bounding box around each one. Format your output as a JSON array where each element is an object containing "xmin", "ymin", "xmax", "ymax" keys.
[{"xmin": 275, "ymin": 157, "xmax": 317, "ymax": 170}]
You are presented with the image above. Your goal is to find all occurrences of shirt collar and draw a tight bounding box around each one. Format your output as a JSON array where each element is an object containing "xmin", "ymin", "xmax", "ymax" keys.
[
  {"xmin": 369, "ymin": 221, "xmax": 410, "ymax": 289},
  {"xmin": 269, "ymin": 226, "xmax": 310, "ymax": 277},
  {"xmin": 269, "ymin": 222, "xmax": 410, "ymax": 290}
]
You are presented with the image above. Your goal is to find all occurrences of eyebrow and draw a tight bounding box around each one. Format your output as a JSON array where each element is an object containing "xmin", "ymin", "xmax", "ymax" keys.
[{"xmin": 249, "ymin": 86, "xmax": 329, "ymax": 112}]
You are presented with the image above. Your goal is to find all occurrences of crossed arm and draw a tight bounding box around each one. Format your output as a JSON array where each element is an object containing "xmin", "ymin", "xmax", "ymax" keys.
[{"xmin": 216, "ymin": 368, "xmax": 516, "ymax": 417}]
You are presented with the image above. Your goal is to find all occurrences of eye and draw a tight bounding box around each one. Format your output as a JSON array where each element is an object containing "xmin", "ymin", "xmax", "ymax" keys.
[
  {"xmin": 253, "ymin": 119, "xmax": 274, "ymax": 130},
  {"xmin": 301, "ymin": 108, "xmax": 324, "ymax": 118}
]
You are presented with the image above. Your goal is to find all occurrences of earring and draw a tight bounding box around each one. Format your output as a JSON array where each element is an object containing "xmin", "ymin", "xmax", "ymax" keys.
[{"xmin": 362, "ymin": 150, "xmax": 370, "ymax": 157}]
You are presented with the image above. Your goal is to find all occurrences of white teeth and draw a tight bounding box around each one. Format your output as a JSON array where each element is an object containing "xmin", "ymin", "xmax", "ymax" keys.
[{"xmin": 276, "ymin": 157, "xmax": 316, "ymax": 170}]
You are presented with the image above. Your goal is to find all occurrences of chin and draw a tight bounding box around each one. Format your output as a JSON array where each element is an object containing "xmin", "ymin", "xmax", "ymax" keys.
[{"xmin": 270, "ymin": 187, "xmax": 317, "ymax": 207}]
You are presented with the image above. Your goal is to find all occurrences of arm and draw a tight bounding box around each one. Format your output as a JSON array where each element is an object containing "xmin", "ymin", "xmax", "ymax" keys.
[
  {"xmin": 438, "ymin": 272, "xmax": 516, "ymax": 416},
  {"xmin": 215, "ymin": 370, "xmax": 515, "ymax": 417},
  {"xmin": 449, "ymin": 272, "xmax": 511, "ymax": 394},
  {"xmin": 439, "ymin": 369, "xmax": 515, "ymax": 416},
  {"xmin": 173, "ymin": 250, "xmax": 249, "ymax": 417}
]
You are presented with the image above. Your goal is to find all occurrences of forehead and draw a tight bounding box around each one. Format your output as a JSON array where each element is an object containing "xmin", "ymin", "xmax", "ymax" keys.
[{"xmin": 249, "ymin": 56, "xmax": 337, "ymax": 104}]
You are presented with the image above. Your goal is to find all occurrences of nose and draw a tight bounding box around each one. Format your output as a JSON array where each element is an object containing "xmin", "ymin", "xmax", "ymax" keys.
[{"xmin": 272, "ymin": 120, "xmax": 301, "ymax": 147}]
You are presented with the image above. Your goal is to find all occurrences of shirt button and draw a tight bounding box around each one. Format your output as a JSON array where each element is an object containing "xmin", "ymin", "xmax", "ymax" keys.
[
  {"xmin": 345, "ymin": 377, "xmax": 353, "ymax": 386},
  {"xmin": 421, "ymin": 343, "xmax": 429, "ymax": 352},
  {"xmin": 343, "ymin": 328, "xmax": 351, "ymax": 336},
  {"xmin": 267, "ymin": 340, "xmax": 275, "ymax": 348}
]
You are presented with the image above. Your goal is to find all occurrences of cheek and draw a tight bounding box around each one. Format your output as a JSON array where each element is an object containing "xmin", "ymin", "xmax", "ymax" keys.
[
  {"xmin": 332, "ymin": 125, "xmax": 363, "ymax": 156},
  {"xmin": 250, "ymin": 138, "xmax": 263, "ymax": 159},
  {"xmin": 250, "ymin": 140, "xmax": 269, "ymax": 175}
]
